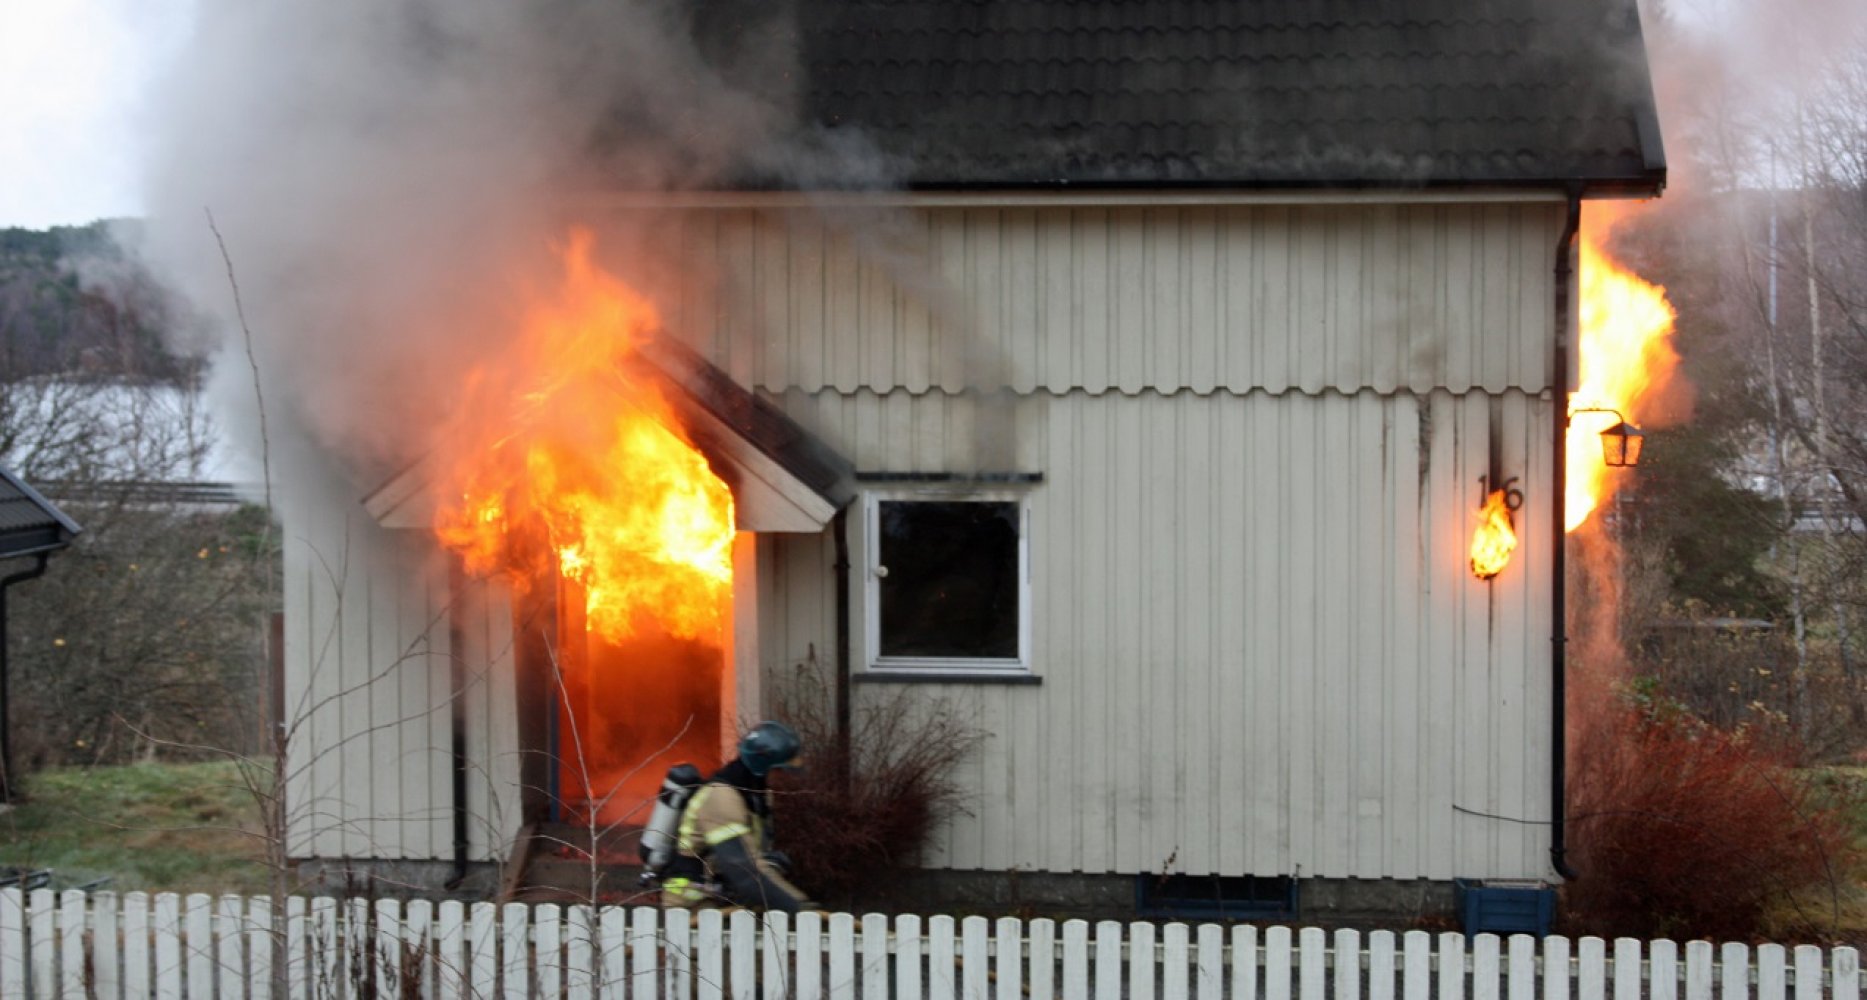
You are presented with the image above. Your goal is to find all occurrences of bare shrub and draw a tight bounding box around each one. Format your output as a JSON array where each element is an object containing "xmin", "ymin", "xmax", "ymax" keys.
[
  {"xmin": 766, "ymin": 656, "xmax": 985, "ymax": 907},
  {"xmin": 1563, "ymin": 703, "xmax": 1856, "ymax": 940}
]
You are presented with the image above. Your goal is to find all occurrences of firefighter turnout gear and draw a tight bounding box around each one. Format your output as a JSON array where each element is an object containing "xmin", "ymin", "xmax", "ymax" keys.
[{"xmin": 659, "ymin": 725, "xmax": 813, "ymax": 913}]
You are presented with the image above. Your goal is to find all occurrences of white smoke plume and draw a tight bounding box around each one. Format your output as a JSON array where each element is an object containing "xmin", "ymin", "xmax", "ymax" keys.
[{"xmin": 131, "ymin": 0, "xmax": 815, "ymax": 506}]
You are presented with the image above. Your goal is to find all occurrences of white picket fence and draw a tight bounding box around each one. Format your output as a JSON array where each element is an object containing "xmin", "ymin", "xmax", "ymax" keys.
[{"xmin": 0, "ymin": 887, "xmax": 1861, "ymax": 999}]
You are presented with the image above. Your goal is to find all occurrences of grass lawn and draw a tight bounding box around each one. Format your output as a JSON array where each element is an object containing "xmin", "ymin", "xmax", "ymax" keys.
[{"xmin": 0, "ymin": 760, "xmax": 272, "ymax": 896}]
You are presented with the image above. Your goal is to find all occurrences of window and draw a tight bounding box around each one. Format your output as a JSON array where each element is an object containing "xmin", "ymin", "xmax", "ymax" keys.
[{"xmin": 862, "ymin": 489, "xmax": 1031, "ymax": 673}]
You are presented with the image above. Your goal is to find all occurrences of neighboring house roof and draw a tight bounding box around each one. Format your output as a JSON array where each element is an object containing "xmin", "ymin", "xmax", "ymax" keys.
[
  {"xmin": 0, "ymin": 467, "xmax": 81, "ymax": 560},
  {"xmin": 762, "ymin": 0, "xmax": 1664, "ymax": 193}
]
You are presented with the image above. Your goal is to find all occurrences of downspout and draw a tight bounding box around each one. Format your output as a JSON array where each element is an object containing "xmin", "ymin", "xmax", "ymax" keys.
[
  {"xmin": 831, "ymin": 509, "xmax": 852, "ymax": 781},
  {"xmin": 0, "ymin": 553, "xmax": 53, "ymax": 802},
  {"xmin": 446, "ymin": 559, "xmax": 471, "ymax": 888},
  {"xmin": 1550, "ymin": 186, "xmax": 1583, "ymax": 881}
]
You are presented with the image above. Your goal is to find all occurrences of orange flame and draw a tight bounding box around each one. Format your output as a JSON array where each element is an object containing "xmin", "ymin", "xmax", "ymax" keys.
[
  {"xmin": 1470, "ymin": 489, "xmax": 1519, "ymax": 580},
  {"xmin": 433, "ymin": 229, "xmax": 735, "ymax": 641},
  {"xmin": 1567, "ymin": 207, "xmax": 1679, "ymax": 532}
]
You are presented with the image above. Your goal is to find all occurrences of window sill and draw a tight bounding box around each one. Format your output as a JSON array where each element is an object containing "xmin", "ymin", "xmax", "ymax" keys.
[{"xmin": 854, "ymin": 671, "xmax": 1043, "ymax": 686}]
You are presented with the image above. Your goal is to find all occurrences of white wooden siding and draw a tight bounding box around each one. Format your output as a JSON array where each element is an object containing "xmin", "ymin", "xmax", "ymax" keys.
[
  {"xmin": 648, "ymin": 203, "xmax": 1560, "ymax": 397},
  {"xmin": 282, "ymin": 462, "xmax": 521, "ymax": 862},
  {"xmin": 759, "ymin": 388, "xmax": 1555, "ymax": 881}
]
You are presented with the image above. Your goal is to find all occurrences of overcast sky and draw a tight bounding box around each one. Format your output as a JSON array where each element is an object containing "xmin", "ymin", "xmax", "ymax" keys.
[{"xmin": 0, "ymin": 1, "xmax": 194, "ymax": 230}]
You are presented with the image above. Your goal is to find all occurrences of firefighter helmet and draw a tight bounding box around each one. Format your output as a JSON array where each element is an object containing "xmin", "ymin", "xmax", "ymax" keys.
[{"xmin": 738, "ymin": 720, "xmax": 802, "ymax": 776}]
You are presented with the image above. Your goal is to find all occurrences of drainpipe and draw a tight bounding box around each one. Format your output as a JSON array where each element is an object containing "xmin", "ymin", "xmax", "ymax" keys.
[
  {"xmin": 831, "ymin": 509, "xmax": 852, "ymax": 783},
  {"xmin": 1550, "ymin": 186, "xmax": 1583, "ymax": 881},
  {"xmin": 0, "ymin": 553, "xmax": 53, "ymax": 802},
  {"xmin": 446, "ymin": 559, "xmax": 471, "ymax": 889}
]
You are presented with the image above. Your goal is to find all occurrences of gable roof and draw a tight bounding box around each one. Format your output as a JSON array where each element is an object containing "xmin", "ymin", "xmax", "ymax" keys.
[
  {"xmin": 762, "ymin": 0, "xmax": 1664, "ymax": 193},
  {"xmin": 0, "ymin": 466, "xmax": 81, "ymax": 560}
]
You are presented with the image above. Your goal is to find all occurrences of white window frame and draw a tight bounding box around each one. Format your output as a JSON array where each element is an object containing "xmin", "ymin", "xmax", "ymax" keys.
[{"xmin": 860, "ymin": 486, "xmax": 1034, "ymax": 675}]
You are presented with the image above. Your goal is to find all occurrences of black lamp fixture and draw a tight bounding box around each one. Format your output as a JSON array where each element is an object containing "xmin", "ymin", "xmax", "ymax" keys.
[{"xmin": 1573, "ymin": 407, "xmax": 1645, "ymax": 468}]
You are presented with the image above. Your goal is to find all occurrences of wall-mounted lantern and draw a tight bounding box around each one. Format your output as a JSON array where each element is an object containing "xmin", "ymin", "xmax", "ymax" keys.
[{"xmin": 1573, "ymin": 407, "xmax": 1645, "ymax": 468}]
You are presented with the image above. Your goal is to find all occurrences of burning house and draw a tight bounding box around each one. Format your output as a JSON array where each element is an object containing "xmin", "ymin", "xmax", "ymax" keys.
[{"xmin": 273, "ymin": 0, "xmax": 1667, "ymax": 914}]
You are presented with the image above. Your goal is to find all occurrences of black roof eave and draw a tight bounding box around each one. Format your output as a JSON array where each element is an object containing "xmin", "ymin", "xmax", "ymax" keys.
[{"xmin": 692, "ymin": 169, "xmax": 1668, "ymax": 200}]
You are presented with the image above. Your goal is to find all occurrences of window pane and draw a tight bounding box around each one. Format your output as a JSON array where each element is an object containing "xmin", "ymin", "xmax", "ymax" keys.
[{"xmin": 878, "ymin": 500, "xmax": 1020, "ymax": 659}]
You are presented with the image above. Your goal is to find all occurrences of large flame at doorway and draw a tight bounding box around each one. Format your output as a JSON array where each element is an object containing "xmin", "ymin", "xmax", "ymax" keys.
[{"xmin": 433, "ymin": 229, "xmax": 735, "ymax": 825}]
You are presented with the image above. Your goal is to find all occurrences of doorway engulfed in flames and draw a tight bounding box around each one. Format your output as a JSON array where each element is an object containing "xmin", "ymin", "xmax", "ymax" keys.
[{"xmin": 433, "ymin": 229, "xmax": 737, "ymax": 825}]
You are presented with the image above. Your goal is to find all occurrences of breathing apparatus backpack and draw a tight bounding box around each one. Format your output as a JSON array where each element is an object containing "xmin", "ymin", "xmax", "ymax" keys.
[{"xmin": 637, "ymin": 762, "xmax": 705, "ymax": 883}]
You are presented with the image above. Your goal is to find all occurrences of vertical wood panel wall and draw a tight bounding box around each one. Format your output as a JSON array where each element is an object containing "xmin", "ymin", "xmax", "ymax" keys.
[
  {"xmin": 651, "ymin": 202, "xmax": 1560, "ymax": 398},
  {"xmin": 283, "ymin": 459, "xmax": 522, "ymax": 862},
  {"xmin": 760, "ymin": 388, "xmax": 1555, "ymax": 881}
]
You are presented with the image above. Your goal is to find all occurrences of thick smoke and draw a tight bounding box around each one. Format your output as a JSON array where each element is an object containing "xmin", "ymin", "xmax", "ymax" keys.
[{"xmin": 132, "ymin": 0, "xmax": 811, "ymax": 507}]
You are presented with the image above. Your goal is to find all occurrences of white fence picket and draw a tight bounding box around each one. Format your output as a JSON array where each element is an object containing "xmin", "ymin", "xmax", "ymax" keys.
[
  {"xmin": 670, "ymin": 906, "xmax": 697, "ymax": 1000},
  {"xmin": 536, "ymin": 904, "xmax": 564, "ymax": 1000},
  {"xmin": 1266, "ymin": 926, "xmax": 1293, "ymax": 1000},
  {"xmin": 1650, "ymin": 939, "xmax": 1679, "ymax": 1000},
  {"xmin": 1506, "ymin": 935, "xmax": 1533, "ymax": 1000},
  {"xmin": 1334, "ymin": 929, "xmax": 1359, "ymax": 1000},
  {"xmin": 1195, "ymin": 923, "xmax": 1223, "ymax": 1000},
  {"xmin": 154, "ymin": 892, "xmax": 182, "ymax": 1000},
  {"xmin": 309, "ymin": 896, "xmax": 337, "ymax": 1000},
  {"xmin": 599, "ymin": 905, "xmax": 628, "ymax": 1000},
  {"xmin": 1795, "ymin": 945, "xmax": 1824, "ymax": 1000},
  {"xmin": 1298, "ymin": 927, "xmax": 1326, "ymax": 1000},
  {"xmin": 1162, "ymin": 922, "xmax": 1190, "ymax": 1000},
  {"xmin": 436, "ymin": 899, "xmax": 466, "ymax": 1000},
  {"xmin": 697, "ymin": 908, "xmax": 725, "ymax": 1000},
  {"xmin": 1543, "ymin": 935, "xmax": 1569, "ymax": 1000},
  {"xmin": 1685, "ymin": 940, "xmax": 1714, "ymax": 1000},
  {"xmin": 1759, "ymin": 943, "xmax": 1787, "ymax": 1000},
  {"xmin": 633, "ymin": 906, "xmax": 661, "ymax": 1000},
  {"xmin": 245, "ymin": 895, "xmax": 271, "ymax": 1000},
  {"xmin": 565, "ymin": 904, "xmax": 594, "ymax": 1000},
  {"xmin": 373, "ymin": 898, "xmax": 401, "ymax": 1000},
  {"xmin": 58, "ymin": 889, "xmax": 85, "ymax": 1000},
  {"xmin": 1438, "ymin": 932, "xmax": 1464, "ymax": 1000},
  {"xmin": 728, "ymin": 909, "xmax": 756, "ymax": 1000},
  {"xmin": 1367, "ymin": 931, "xmax": 1394, "ymax": 1000},
  {"xmin": 0, "ymin": 888, "xmax": 22, "ymax": 999},
  {"xmin": 1724, "ymin": 942, "xmax": 1751, "ymax": 1000},
  {"xmin": 1579, "ymin": 936, "xmax": 1607, "ymax": 1000},
  {"xmin": 504, "ymin": 901, "xmax": 531, "ymax": 1000},
  {"xmin": 30, "ymin": 888, "xmax": 54, "ymax": 999},
  {"xmin": 1837, "ymin": 947, "xmax": 1861, "ymax": 1000},
  {"xmin": 93, "ymin": 890, "xmax": 119, "ymax": 1000},
  {"xmin": 471, "ymin": 901, "xmax": 500, "ymax": 1000},
  {"xmin": 796, "ymin": 909, "xmax": 823, "ymax": 1000},
  {"xmin": 1094, "ymin": 920, "xmax": 1123, "ymax": 1000},
  {"xmin": 1030, "ymin": 918, "xmax": 1058, "ymax": 1000},
  {"xmin": 1130, "ymin": 919, "xmax": 1156, "ymax": 1000},
  {"xmin": 1234, "ymin": 925, "xmax": 1260, "ymax": 1000},
  {"xmin": 405, "ymin": 899, "xmax": 433, "ymax": 1000},
  {"xmin": 896, "ymin": 914, "xmax": 925, "ymax": 1000},
  {"xmin": 1614, "ymin": 938, "xmax": 1641, "ymax": 1000},
  {"xmin": 928, "ymin": 914, "xmax": 956, "ymax": 1000},
  {"xmin": 996, "ymin": 916, "xmax": 1023, "ymax": 1000},
  {"xmin": 123, "ymin": 892, "xmax": 149, "ymax": 1000},
  {"xmin": 1062, "ymin": 920, "xmax": 1088, "ymax": 1000},
  {"xmin": 217, "ymin": 894, "xmax": 245, "ymax": 1000},
  {"xmin": 1472, "ymin": 934, "xmax": 1500, "ymax": 1000},
  {"xmin": 286, "ymin": 896, "xmax": 308, "ymax": 1000},
  {"xmin": 1401, "ymin": 931, "xmax": 1430, "ymax": 1000},
  {"xmin": 860, "ymin": 913, "xmax": 888, "ymax": 1000},
  {"xmin": 672, "ymin": 906, "xmax": 701, "ymax": 1000},
  {"xmin": 761, "ymin": 910, "xmax": 790, "ymax": 1000},
  {"xmin": 961, "ymin": 915, "xmax": 990, "ymax": 1000}
]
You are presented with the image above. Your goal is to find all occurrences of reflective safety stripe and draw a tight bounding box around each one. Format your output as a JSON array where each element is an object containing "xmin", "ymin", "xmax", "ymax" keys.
[
  {"xmin": 676, "ymin": 787, "xmax": 713, "ymax": 852},
  {"xmin": 661, "ymin": 877, "xmax": 713, "ymax": 904},
  {"xmin": 703, "ymin": 823, "xmax": 752, "ymax": 847}
]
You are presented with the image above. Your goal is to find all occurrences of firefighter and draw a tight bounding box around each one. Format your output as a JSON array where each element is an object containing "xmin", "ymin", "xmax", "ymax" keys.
[{"xmin": 659, "ymin": 720, "xmax": 816, "ymax": 913}]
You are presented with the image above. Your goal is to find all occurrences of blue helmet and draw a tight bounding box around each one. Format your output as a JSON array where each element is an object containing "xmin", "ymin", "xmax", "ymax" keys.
[{"xmin": 738, "ymin": 720, "xmax": 802, "ymax": 776}]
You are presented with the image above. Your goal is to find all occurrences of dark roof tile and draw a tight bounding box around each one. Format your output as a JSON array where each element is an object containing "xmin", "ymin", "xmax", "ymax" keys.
[{"xmin": 760, "ymin": 0, "xmax": 1663, "ymax": 191}]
